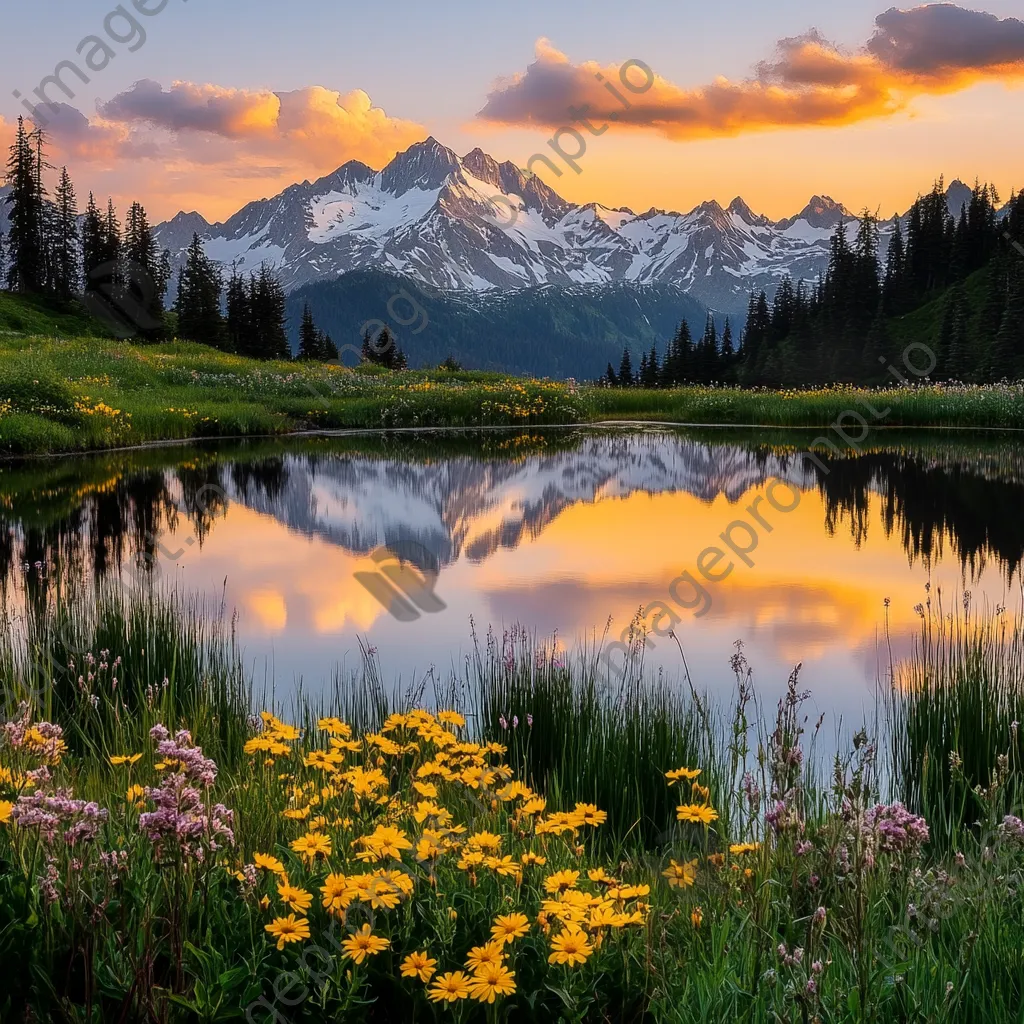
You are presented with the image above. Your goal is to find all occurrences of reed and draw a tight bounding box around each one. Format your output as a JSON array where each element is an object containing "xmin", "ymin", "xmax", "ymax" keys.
[{"xmin": 889, "ymin": 602, "xmax": 1024, "ymax": 848}]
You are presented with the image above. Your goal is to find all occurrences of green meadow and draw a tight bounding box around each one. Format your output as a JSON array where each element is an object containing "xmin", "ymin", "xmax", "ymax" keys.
[{"xmin": 2, "ymin": 324, "xmax": 1022, "ymax": 457}]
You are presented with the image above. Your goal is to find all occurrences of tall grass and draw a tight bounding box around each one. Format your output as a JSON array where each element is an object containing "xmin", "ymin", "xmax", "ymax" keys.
[
  {"xmin": 3, "ymin": 589, "xmax": 1024, "ymax": 1021},
  {"xmin": 1, "ymin": 583, "xmax": 252, "ymax": 771},
  {"xmin": 471, "ymin": 625, "xmax": 707, "ymax": 851},
  {"xmin": 889, "ymin": 603, "xmax": 1024, "ymax": 848}
]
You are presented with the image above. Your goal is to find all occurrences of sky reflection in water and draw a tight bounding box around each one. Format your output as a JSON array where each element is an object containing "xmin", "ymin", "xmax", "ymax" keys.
[{"xmin": 3, "ymin": 428, "xmax": 1022, "ymax": 725}]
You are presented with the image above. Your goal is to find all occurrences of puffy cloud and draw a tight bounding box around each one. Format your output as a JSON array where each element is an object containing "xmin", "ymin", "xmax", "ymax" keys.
[
  {"xmin": 477, "ymin": 4, "xmax": 1024, "ymax": 140},
  {"xmin": 98, "ymin": 79, "xmax": 280, "ymax": 137},
  {"xmin": 35, "ymin": 102, "xmax": 140, "ymax": 163},
  {"xmin": 97, "ymin": 80, "xmax": 426, "ymax": 167},
  {"xmin": 868, "ymin": 4, "xmax": 1024, "ymax": 73},
  {"xmin": 0, "ymin": 105, "xmax": 137, "ymax": 169},
  {"xmin": 7, "ymin": 82, "xmax": 426, "ymax": 220}
]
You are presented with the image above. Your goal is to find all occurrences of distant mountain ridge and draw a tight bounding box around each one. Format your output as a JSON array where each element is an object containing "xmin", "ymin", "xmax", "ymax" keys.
[
  {"xmin": 149, "ymin": 138, "xmax": 994, "ymax": 318},
  {"xmin": 284, "ymin": 270, "xmax": 710, "ymax": 379}
]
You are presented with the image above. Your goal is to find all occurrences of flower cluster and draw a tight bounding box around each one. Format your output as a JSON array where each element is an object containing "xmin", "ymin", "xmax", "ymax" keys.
[
  {"xmin": 235, "ymin": 707, "xmax": 663, "ymax": 1009},
  {"xmin": 12, "ymin": 790, "xmax": 108, "ymax": 845},
  {"xmin": 138, "ymin": 725, "xmax": 234, "ymax": 860},
  {"xmin": 3, "ymin": 703, "xmax": 67, "ymax": 764},
  {"xmin": 863, "ymin": 802, "xmax": 930, "ymax": 856}
]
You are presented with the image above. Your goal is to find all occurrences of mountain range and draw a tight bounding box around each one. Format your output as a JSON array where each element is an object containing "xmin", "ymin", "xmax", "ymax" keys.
[
  {"xmin": 0, "ymin": 140, "xmax": 998, "ymax": 376},
  {"xmin": 149, "ymin": 138, "xmax": 981, "ymax": 318}
]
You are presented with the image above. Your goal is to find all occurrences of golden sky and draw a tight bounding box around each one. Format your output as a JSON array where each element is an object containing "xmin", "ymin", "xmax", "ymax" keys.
[{"xmin": 3, "ymin": 3, "xmax": 1024, "ymax": 221}]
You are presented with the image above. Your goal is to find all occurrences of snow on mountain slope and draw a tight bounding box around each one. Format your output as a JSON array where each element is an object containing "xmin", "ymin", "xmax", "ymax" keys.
[
  {"xmin": 229, "ymin": 431, "xmax": 821, "ymax": 570},
  {"xmin": 152, "ymin": 139, "xmax": 987, "ymax": 315}
]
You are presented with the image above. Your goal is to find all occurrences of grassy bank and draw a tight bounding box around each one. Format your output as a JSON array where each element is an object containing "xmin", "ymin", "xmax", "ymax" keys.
[
  {"xmin": 2, "ymin": 588, "xmax": 1023, "ymax": 1021},
  {"xmin": 2, "ymin": 330, "xmax": 1023, "ymax": 456}
]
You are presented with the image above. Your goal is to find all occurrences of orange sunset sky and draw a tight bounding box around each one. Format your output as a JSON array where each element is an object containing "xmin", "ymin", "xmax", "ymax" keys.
[{"xmin": 2, "ymin": 1, "xmax": 1024, "ymax": 222}]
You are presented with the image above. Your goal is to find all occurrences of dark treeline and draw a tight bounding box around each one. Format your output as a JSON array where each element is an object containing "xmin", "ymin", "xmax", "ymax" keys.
[
  {"xmin": 602, "ymin": 313, "xmax": 736, "ymax": 387},
  {"xmin": 604, "ymin": 179, "xmax": 1024, "ymax": 388},
  {"xmin": 2, "ymin": 119, "xmax": 341, "ymax": 362},
  {"xmin": 739, "ymin": 180, "xmax": 1024, "ymax": 385},
  {"xmin": 3, "ymin": 117, "xmax": 171, "ymax": 340},
  {"xmin": 361, "ymin": 325, "xmax": 408, "ymax": 370}
]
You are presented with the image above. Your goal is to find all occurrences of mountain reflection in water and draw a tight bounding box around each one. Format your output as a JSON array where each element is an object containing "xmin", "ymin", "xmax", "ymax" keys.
[{"xmin": 2, "ymin": 429, "xmax": 1022, "ymax": 715}]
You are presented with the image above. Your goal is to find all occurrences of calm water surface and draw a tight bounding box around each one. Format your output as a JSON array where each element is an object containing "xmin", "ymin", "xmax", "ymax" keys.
[{"xmin": 3, "ymin": 428, "xmax": 1022, "ymax": 723}]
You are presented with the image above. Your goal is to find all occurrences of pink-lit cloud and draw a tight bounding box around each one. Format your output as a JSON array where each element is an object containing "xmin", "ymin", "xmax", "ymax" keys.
[{"xmin": 477, "ymin": 5, "xmax": 1024, "ymax": 139}]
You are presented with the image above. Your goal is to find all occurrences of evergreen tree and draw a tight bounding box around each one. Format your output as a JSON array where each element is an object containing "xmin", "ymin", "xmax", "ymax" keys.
[
  {"xmin": 660, "ymin": 320, "xmax": 693, "ymax": 386},
  {"xmin": 989, "ymin": 269, "xmax": 1024, "ymax": 380},
  {"xmin": 697, "ymin": 314, "xmax": 719, "ymax": 383},
  {"xmin": 123, "ymin": 201, "xmax": 166, "ymax": 338},
  {"xmin": 319, "ymin": 331, "xmax": 339, "ymax": 361},
  {"xmin": 298, "ymin": 302, "xmax": 320, "ymax": 360},
  {"xmin": 361, "ymin": 325, "xmax": 408, "ymax": 369},
  {"xmin": 4, "ymin": 117, "xmax": 45, "ymax": 293},
  {"xmin": 225, "ymin": 267, "xmax": 251, "ymax": 355},
  {"xmin": 81, "ymin": 192, "xmax": 105, "ymax": 292},
  {"xmin": 51, "ymin": 167, "xmax": 79, "ymax": 302},
  {"xmin": 946, "ymin": 285, "xmax": 970, "ymax": 382},
  {"xmin": 175, "ymin": 233, "xmax": 224, "ymax": 349},
  {"xmin": 249, "ymin": 263, "xmax": 290, "ymax": 360},
  {"xmin": 618, "ymin": 347, "xmax": 633, "ymax": 387},
  {"xmin": 977, "ymin": 250, "xmax": 1007, "ymax": 356},
  {"xmin": 362, "ymin": 325, "xmax": 391, "ymax": 365},
  {"xmin": 739, "ymin": 291, "xmax": 771, "ymax": 382},
  {"xmin": 720, "ymin": 318, "xmax": 735, "ymax": 380},
  {"xmin": 103, "ymin": 198, "xmax": 122, "ymax": 280},
  {"xmin": 883, "ymin": 215, "xmax": 907, "ymax": 314},
  {"xmin": 643, "ymin": 343, "xmax": 659, "ymax": 387},
  {"xmin": 604, "ymin": 362, "xmax": 618, "ymax": 387}
]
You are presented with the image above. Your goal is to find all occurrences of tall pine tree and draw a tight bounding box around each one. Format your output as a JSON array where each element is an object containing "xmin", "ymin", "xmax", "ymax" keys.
[
  {"xmin": 51, "ymin": 166, "xmax": 79, "ymax": 302},
  {"xmin": 175, "ymin": 233, "xmax": 224, "ymax": 349},
  {"xmin": 4, "ymin": 117, "xmax": 45, "ymax": 293},
  {"xmin": 123, "ymin": 201, "xmax": 167, "ymax": 338}
]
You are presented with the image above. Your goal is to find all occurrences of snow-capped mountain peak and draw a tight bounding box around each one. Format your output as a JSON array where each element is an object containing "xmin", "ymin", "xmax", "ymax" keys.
[
  {"xmin": 379, "ymin": 136, "xmax": 462, "ymax": 196},
  {"xmin": 150, "ymin": 140, "xmax": 984, "ymax": 316}
]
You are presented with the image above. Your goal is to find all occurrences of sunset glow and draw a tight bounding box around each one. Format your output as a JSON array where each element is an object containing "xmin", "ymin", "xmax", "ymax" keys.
[{"xmin": 3, "ymin": 1, "xmax": 1023, "ymax": 222}]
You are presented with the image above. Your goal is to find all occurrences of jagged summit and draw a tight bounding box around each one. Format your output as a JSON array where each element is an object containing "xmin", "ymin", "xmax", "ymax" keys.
[
  {"xmin": 775, "ymin": 195, "xmax": 850, "ymax": 232},
  {"xmin": 379, "ymin": 137, "xmax": 462, "ymax": 195}
]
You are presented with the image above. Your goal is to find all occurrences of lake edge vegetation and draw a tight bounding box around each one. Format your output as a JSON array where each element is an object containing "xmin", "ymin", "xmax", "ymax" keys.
[
  {"xmin": 3, "ymin": 326, "xmax": 1024, "ymax": 457},
  {"xmin": 1, "ymin": 585, "xmax": 1022, "ymax": 1022}
]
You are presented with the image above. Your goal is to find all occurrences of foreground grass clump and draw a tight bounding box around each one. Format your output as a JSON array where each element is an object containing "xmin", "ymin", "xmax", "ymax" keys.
[
  {"xmin": 890, "ymin": 603, "xmax": 1024, "ymax": 849},
  {"xmin": 2, "ymin": 332, "xmax": 1023, "ymax": 455},
  {"xmin": 2, "ymin": 591, "xmax": 1024, "ymax": 1022}
]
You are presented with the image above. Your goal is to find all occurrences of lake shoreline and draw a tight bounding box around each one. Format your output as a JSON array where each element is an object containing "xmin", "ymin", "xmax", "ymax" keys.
[{"xmin": 4, "ymin": 415, "xmax": 1024, "ymax": 463}]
